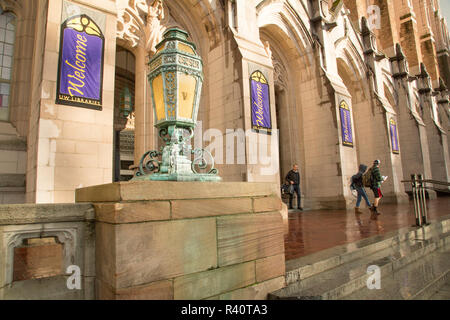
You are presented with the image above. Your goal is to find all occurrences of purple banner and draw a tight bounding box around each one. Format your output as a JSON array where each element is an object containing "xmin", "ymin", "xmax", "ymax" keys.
[
  {"xmin": 339, "ymin": 101, "xmax": 353, "ymax": 147},
  {"xmin": 389, "ymin": 119, "xmax": 399, "ymax": 154},
  {"xmin": 250, "ymin": 72, "xmax": 271, "ymax": 132},
  {"xmin": 57, "ymin": 15, "xmax": 104, "ymax": 110}
]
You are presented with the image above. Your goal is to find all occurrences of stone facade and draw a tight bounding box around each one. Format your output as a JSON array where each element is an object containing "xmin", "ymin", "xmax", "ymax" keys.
[{"xmin": 0, "ymin": 0, "xmax": 448, "ymax": 208}]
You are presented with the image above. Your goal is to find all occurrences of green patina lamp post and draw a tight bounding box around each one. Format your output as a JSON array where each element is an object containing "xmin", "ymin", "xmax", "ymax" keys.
[{"xmin": 132, "ymin": 28, "xmax": 221, "ymax": 181}]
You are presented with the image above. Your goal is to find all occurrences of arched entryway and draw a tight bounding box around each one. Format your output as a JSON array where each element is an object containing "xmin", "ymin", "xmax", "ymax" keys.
[
  {"xmin": 258, "ymin": 12, "xmax": 314, "ymax": 206},
  {"xmin": 113, "ymin": 46, "xmax": 136, "ymax": 182}
]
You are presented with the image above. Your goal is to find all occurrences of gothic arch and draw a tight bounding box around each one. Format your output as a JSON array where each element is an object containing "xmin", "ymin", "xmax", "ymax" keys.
[
  {"xmin": 257, "ymin": 1, "xmax": 314, "ymax": 79},
  {"xmin": 0, "ymin": 0, "xmax": 38, "ymax": 137},
  {"xmin": 0, "ymin": 0, "xmax": 23, "ymax": 19},
  {"xmin": 335, "ymin": 38, "xmax": 366, "ymax": 85},
  {"xmin": 258, "ymin": 10, "xmax": 314, "ymax": 187}
]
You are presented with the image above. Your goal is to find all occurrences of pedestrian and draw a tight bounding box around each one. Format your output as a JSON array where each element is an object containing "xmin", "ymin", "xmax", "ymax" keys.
[
  {"xmin": 351, "ymin": 164, "xmax": 371, "ymax": 214},
  {"xmin": 370, "ymin": 159, "xmax": 387, "ymax": 220},
  {"xmin": 285, "ymin": 164, "xmax": 303, "ymax": 210}
]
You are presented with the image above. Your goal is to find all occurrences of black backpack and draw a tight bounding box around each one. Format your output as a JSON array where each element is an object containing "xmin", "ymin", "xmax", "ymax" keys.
[{"xmin": 362, "ymin": 167, "xmax": 373, "ymax": 188}]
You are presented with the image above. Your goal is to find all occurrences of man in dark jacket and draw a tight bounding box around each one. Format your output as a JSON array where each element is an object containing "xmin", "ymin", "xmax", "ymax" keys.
[
  {"xmin": 370, "ymin": 159, "xmax": 386, "ymax": 219},
  {"xmin": 351, "ymin": 164, "xmax": 371, "ymax": 214},
  {"xmin": 286, "ymin": 164, "xmax": 302, "ymax": 210}
]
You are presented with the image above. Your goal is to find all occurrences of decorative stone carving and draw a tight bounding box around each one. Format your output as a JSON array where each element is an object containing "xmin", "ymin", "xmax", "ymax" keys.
[
  {"xmin": 272, "ymin": 53, "xmax": 287, "ymax": 89},
  {"xmin": 2, "ymin": 226, "xmax": 79, "ymax": 286},
  {"xmin": 116, "ymin": 0, "xmax": 148, "ymax": 48},
  {"xmin": 417, "ymin": 63, "xmax": 432, "ymax": 94},
  {"xmin": 125, "ymin": 111, "xmax": 136, "ymax": 131},
  {"xmin": 145, "ymin": 0, "xmax": 165, "ymax": 54},
  {"xmin": 361, "ymin": 17, "xmax": 385, "ymax": 60}
]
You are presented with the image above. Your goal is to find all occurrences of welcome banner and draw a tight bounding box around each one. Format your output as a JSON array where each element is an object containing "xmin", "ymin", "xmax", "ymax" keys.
[
  {"xmin": 56, "ymin": 14, "xmax": 104, "ymax": 110},
  {"xmin": 339, "ymin": 100, "xmax": 353, "ymax": 147},
  {"xmin": 389, "ymin": 118, "xmax": 399, "ymax": 154},
  {"xmin": 250, "ymin": 71, "xmax": 272, "ymax": 133}
]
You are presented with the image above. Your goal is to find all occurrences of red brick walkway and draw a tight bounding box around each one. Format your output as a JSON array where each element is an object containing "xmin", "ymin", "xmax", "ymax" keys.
[{"xmin": 284, "ymin": 197, "xmax": 450, "ymax": 261}]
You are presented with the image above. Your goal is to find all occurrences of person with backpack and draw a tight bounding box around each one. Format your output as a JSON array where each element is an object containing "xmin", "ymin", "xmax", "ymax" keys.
[
  {"xmin": 369, "ymin": 159, "xmax": 387, "ymax": 219},
  {"xmin": 351, "ymin": 164, "xmax": 371, "ymax": 214},
  {"xmin": 285, "ymin": 164, "xmax": 303, "ymax": 210}
]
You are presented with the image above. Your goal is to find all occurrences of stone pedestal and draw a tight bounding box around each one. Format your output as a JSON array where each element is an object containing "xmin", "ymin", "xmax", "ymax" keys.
[{"xmin": 76, "ymin": 181, "xmax": 286, "ymax": 300}]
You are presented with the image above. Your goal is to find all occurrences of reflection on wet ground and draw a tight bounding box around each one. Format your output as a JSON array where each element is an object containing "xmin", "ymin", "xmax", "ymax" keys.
[{"xmin": 284, "ymin": 197, "xmax": 450, "ymax": 261}]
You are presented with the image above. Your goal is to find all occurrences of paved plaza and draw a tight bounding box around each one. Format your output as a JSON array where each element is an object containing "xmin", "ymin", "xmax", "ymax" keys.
[{"xmin": 285, "ymin": 197, "xmax": 450, "ymax": 261}]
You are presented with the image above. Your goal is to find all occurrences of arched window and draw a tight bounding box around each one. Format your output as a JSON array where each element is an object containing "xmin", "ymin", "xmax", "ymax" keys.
[{"xmin": 0, "ymin": 9, "xmax": 16, "ymax": 121}]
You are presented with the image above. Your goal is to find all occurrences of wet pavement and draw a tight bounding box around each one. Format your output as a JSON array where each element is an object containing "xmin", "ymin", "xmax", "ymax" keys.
[{"xmin": 284, "ymin": 197, "xmax": 450, "ymax": 261}]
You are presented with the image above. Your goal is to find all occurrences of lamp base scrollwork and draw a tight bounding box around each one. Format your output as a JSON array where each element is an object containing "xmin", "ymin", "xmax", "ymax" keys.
[{"xmin": 131, "ymin": 126, "xmax": 221, "ymax": 182}]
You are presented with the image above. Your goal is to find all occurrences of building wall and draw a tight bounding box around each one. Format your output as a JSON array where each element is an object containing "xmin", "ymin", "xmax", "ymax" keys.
[
  {"xmin": 0, "ymin": 0, "xmax": 448, "ymax": 206},
  {"xmin": 27, "ymin": 0, "xmax": 117, "ymax": 203}
]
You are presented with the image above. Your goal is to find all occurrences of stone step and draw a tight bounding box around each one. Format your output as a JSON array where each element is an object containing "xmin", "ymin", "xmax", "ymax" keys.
[
  {"xmin": 269, "ymin": 230, "xmax": 450, "ymax": 300},
  {"xmin": 427, "ymin": 278, "xmax": 450, "ymax": 300},
  {"xmin": 285, "ymin": 215, "xmax": 450, "ymax": 285},
  {"xmin": 0, "ymin": 174, "xmax": 25, "ymax": 188},
  {"xmin": 0, "ymin": 174, "xmax": 26, "ymax": 204},
  {"xmin": 0, "ymin": 137, "xmax": 27, "ymax": 151},
  {"xmin": 342, "ymin": 246, "xmax": 450, "ymax": 300}
]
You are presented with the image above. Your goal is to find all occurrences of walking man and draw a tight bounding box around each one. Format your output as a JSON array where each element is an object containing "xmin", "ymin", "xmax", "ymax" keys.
[
  {"xmin": 286, "ymin": 164, "xmax": 303, "ymax": 210},
  {"xmin": 370, "ymin": 159, "xmax": 387, "ymax": 219},
  {"xmin": 351, "ymin": 164, "xmax": 371, "ymax": 214}
]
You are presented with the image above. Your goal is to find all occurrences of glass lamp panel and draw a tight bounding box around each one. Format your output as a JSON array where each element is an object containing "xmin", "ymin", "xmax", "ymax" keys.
[
  {"xmin": 178, "ymin": 73, "xmax": 196, "ymax": 119},
  {"xmin": 155, "ymin": 44, "xmax": 164, "ymax": 56},
  {"xmin": 178, "ymin": 42, "xmax": 195, "ymax": 55},
  {"xmin": 152, "ymin": 74, "xmax": 166, "ymax": 121}
]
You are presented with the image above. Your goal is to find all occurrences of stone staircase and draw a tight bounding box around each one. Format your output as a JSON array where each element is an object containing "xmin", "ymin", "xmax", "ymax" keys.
[
  {"xmin": 269, "ymin": 215, "xmax": 450, "ymax": 300},
  {"xmin": 0, "ymin": 122, "xmax": 26, "ymax": 204}
]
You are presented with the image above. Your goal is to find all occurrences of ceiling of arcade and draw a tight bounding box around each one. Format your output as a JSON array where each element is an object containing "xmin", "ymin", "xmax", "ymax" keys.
[{"xmin": 116, "ymin": 0, "xmax": 223, "ymax": 57}]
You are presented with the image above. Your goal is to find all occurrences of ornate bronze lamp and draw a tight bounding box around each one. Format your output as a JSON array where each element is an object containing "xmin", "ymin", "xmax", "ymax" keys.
[
  {"xmin": 132, "ymin": 28, "xmax": 220, "ymax": 181},
  {"xmin": 119, "ymin": 86, "xmax": 133, "ymax": 118}
]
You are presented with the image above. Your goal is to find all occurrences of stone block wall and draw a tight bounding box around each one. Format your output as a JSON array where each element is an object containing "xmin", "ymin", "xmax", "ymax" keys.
[{"xmin": 76, "ymin": 181, "xmax": 286, "ymax": 300}]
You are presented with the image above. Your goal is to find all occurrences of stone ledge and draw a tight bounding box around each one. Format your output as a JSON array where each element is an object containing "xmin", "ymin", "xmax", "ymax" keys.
[
  {"xmin": 172, "ymin": 198, "xmax": 253, "ymax": 219},
  {"xmin": 97, "ymin": 278, "xmax": 174, "ymax": 300},
  {"xmin": 0, "ymin": 203, "xmax": 95, "ymax": 225},
  {"xmin": 76, "ymin": 181, "xmax": 279, "ymax": 203},
  {"xmin": 94, "ymin": 201, "xmax": 171, "ymax": 223},
  {"xmin": 173, "ymin": 261, "xmax": 256, "ymax": 300},
  {"xmin": 253, "ymin": 196, "xmax": 282, "ymax": 212}
]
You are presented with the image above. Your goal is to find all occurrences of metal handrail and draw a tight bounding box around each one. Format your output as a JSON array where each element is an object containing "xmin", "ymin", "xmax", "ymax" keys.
[
  {"xmin": 401, "ymin": 179, "xmax": 450, "ymax": 186},
  {"xmin": 399, "ymin": 174, "xmax": 448, "ymax": 227}
]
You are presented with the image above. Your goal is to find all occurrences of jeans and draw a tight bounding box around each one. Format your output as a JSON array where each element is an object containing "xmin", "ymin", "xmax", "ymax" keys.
[
  {"xmin": 356, "ymin": 187, "xmax": 371, "ymax": 207},
  {"xmin": 289, "ymin": 184, "xmax": 301, "ymax": 208}
]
